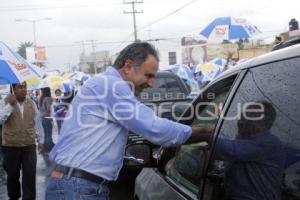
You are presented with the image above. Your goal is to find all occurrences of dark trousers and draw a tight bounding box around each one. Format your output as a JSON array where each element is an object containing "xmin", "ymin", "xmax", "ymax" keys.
[
  {"xmin": 42, "ymin": 118, "xmax": 54, "ymax": 152},
  {"xmin": 2, "ymin": 145, "xmax": 37, "ymax": 200}
]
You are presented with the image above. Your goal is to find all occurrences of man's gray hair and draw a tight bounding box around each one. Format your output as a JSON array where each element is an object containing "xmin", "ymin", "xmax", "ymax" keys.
[{"xmin": 113, "ymin": 42, "xmax": 159, "ymax": 69}]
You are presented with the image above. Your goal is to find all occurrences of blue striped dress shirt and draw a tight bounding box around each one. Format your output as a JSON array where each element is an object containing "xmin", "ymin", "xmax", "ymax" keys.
[{"xmin": 50, "ymin": 67, "xmax": 192, "ymax": 181}]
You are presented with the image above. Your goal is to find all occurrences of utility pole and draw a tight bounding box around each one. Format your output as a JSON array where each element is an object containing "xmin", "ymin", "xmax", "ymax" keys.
[
  {"xmin": 123, "ymin": 0, "xmax": 143, "ymax": 42},
  {"xmin": 86, "ymin": 40, "xmax": 97, "ymax": 74},
  {"xmin": 15, "ymin": 17, "xmax": 52, "ymax": 47},
  {"xmin": 75, "ymin": 40, "xmax": 86, "ymax": 55},
  {"xmin": 16, "ymin": 17, "xmax": 52, "ymax": 67}
]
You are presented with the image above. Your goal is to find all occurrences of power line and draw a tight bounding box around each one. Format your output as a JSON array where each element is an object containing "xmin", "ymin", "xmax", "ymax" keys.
[
  {"xmin": 108, "ymin": 34, "xmax": 134, "ymax": 54},
  {"xmin": 39, "ymin": 25, "xmax": 284, "ymax": 49},
  {"xmin": 123, "ymin": 0, "xmax": 144, "ymax": 42},
  {"xmin": 109, "ymin": 0, "xmax": 146, "ymax": 51},
  {"xmin": 74, "ymin": 40, "xmax": 86, "ymax": 55},
  {"xmin": 43, "ymin": 40, "xmax": 134, "ymax": 48},
  {"xmin": 110, "ymin": 0, "xmax": 197, "ymax": 53},
  {"xmin": 137, "ymin": 0, "xmax": 197, "ymax": 32},
  {"xmin": 86, "ymin": 40, "xmax": 97, "ymax": 74},
  {"xmin": 0, "ymin": 2, "xmax": 120, "ymax": 12}
]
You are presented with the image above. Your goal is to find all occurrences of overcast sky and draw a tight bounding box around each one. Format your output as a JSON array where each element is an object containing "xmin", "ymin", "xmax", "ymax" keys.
[{"xmin": 1, "ymin": 0, "xmax": 299, "ymax": 71}]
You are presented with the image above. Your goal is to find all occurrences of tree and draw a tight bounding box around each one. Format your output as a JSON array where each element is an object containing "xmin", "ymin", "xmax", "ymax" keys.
[
  {"xmin": 17, "ymin": 41, "xmax": 34, "ymax": 59},
  {"xmin": 17, "ymin": 41, "xmax": 46, "ymax": 67}
]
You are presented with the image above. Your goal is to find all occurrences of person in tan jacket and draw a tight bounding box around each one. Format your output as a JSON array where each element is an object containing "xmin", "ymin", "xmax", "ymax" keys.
[{"xmin": 0, "ymin": 82, "xmax": 44, "ymax": 200}]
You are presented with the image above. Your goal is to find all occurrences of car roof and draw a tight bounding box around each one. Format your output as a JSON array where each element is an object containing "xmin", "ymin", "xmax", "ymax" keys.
[{"xmin": 156, "ymin": 70, "xmax": 179, "ymax": 78}]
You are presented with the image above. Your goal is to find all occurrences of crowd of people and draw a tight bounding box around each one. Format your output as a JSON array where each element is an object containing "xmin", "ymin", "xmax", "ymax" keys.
[{"xmin": 193, "ymin": 52, "xmax": 237, "ymax": 90}]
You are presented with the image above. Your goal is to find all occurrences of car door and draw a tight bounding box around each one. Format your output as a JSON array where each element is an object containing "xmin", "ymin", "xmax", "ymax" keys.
[
  {"xmin": 135, "ymin": 72, "xmax": 242, "ymax": 200},
  {"xmin": 202, "ymin": 57, "xmax": 300, "ymax": 200}
]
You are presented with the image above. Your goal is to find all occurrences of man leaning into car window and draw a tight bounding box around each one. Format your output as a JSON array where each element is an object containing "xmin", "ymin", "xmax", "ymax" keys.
[
  {"xmin": 45, "ymin": 42, "xmax": 212, "ymax": 200},
  {"xmin": 215, "ymin": 101, "xmax": 285, "ymax": 200}
]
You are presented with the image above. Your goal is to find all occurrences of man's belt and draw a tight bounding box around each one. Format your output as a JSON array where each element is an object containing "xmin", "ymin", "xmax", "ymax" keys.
[{"xmin": 52, "ymin": 164, "xmax": 108, "ymax": 185}]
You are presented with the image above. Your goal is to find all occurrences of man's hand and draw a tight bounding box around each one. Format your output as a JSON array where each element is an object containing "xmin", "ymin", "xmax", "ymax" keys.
[
  {"xmin": 8, "ymin": 95, "xmax": 17, "ymax": 106},
  {"xmin": 37, "ymin": 143, "xmax": 44, "ymax": 154},
  {"xmin": 186, "ymin": 127, "xmax": 214, "ymax": 144}
]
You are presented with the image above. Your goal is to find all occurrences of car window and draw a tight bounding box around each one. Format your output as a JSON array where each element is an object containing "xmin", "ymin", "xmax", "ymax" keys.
[
  {"xmin": 164, "ymin": 74, "xmax": 238, "ymax": 195},
  {"xmin": 154, "ymin": 76, "xmax": 167, "ymax": 89},
  {"xmin": 140, "ymin": 75, "xmax": 188, "ymax": 102},
  {"xmin": 139, "ymin": 77, "xmax": 166, "ymax": 101},
  {"xmin": 205, "ymin": 58, "xmax": 300, "ymax": 200},
  {"xmin": 165, "ymin": 77, "xmax": 186, "ymax": 100},
  {"xmin": 191, "ymin": 89, "xmax": 229, "ymax": 129}
]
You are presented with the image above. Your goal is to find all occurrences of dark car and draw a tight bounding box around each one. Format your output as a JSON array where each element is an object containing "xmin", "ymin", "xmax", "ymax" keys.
[
  {"xmin": 124, "ymin": 71, "xmax": 195, "ymax": 167},
  {"xmin": 133, "ymin": 44, "xmax": 300, "ymax": 200}
]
